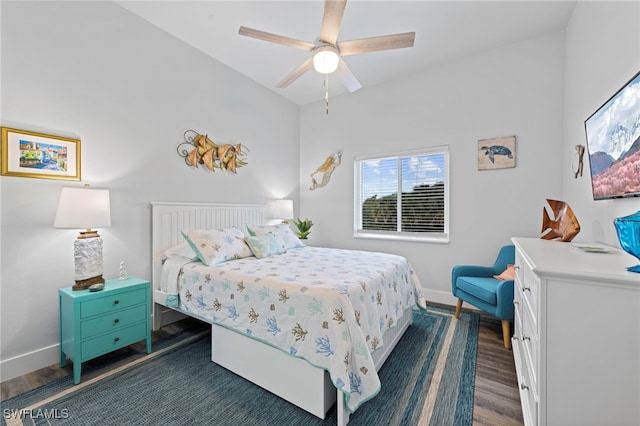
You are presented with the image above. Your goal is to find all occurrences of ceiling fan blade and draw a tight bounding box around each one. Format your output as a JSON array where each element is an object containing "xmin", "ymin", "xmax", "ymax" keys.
[
  {"xmin": 239, "ymin": 26, "xmax": 315, "ymax": 51},
  {"xmin": 336, "ymin": 58, "xmax": 362, "ymax": 92},
  {"xmin": 338, "ymin": 32, "xmax": 415, "ymax": 56},
  {"xmin": 276, "ymin": 57, "xmax": 314, "ymax": 88},
  {"xmin": 319, "ymin": 0, "xmax": 347, "ymax": 45}
]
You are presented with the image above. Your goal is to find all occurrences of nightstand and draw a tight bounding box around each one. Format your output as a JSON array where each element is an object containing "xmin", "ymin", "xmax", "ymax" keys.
[{"xmin": 59, "ymin": 277, "xmax": 151, "ymax": 384}]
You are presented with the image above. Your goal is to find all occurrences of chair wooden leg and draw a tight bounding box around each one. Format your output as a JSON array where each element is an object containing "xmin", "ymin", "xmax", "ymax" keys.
[
  {"xmin": 454, "ymin": 299, "xmax": 463, "ymax": 318},
  {"xmin": 502, "ymin": 320, "xmax": 511, "ymax": 349}
]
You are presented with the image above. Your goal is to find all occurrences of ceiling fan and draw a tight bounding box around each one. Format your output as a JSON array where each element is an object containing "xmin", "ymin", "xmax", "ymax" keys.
[{"xmin": 238, "ymin": 0, "xmax": 415, "ymax": 93}]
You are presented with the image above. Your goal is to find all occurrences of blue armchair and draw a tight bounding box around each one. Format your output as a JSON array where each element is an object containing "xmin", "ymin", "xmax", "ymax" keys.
[{"xmin": 452, "ymin": 245, "xmax": 515, "ymax": 349}]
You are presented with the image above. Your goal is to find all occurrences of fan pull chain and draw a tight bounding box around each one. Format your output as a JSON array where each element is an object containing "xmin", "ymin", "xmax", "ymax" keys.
[{"xmin": 324, "ymin": 74, "xmax": 330, "ymax": 114}]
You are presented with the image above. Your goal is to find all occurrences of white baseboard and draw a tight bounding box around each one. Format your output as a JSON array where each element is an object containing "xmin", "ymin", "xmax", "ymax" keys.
[
  {"xmin": 424, "ymin": 288, "xmax": 482, "ymax": 314},
  {"xmin": 1, "ymin": 343, "xmax": 60, "ymax": 382},
  {"xmin": 423, "ymin": 288, "xmax": 458, "ymax": 307}
]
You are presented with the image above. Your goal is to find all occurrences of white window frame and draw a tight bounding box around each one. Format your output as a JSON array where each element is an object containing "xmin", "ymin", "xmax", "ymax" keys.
[{"xmin": 353, "ymin": 146, "xmax": 449, "ymax": 243}]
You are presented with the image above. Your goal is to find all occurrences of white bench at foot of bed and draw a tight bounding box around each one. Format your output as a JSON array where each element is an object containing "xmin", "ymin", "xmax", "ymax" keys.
[
  {"xmin": 210, "ymin": 306, "xmax": 414, "ymax": 425},
  {"xmin": 212, "ymin": 323, "xmax": 336, "ymax": 419}
]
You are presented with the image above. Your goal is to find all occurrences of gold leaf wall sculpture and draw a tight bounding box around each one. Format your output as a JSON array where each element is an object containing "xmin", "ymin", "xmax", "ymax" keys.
[{"xmin": 177, "ymin": 130, "xmax": 248, "ymax": 174}]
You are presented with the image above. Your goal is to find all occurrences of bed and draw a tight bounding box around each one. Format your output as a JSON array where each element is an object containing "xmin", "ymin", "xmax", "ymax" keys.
[{"xmin": 151, "ymin": 202, "xmax": 426, "ymax": 425}]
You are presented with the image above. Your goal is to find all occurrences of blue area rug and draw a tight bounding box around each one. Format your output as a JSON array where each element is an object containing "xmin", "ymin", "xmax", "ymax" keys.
[{"xmin": 1, "ymin": 306, "xmax": 478, "ymax": 426}]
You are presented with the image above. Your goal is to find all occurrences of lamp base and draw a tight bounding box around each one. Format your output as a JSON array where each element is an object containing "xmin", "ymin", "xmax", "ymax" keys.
[
  {"xmin": 73, "ymin": 275, "xmax": 105, "ymax": 291},
  {"xmin": 78, "ymin": 230, "xmax": 100, "ymax": 239}
]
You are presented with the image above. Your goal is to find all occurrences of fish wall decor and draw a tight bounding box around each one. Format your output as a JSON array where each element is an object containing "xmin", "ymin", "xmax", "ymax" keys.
[
  {"xmin": 177, "ymin": 130, "xmax": 248, "ymax": 174},
  {"xmin": 541, "ymin": 199, "xmax": 580, "ymax": 242}
]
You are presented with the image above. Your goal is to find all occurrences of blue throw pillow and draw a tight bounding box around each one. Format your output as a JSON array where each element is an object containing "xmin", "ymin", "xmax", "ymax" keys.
[{"xmin": 245, "ymin": 234, "xmax": 286, "ymax": 258}]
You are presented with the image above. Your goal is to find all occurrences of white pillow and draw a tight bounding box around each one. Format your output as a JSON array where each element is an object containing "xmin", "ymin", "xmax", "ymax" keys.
[
  {"xmin": 181, "ymin": 227, "xmax": 253, "ymax": 266},
  {"xmin": 247, "ymin": 223, "xmax": 304, "ymax": 251},
  {"xmin": 163, "ymin": 242, "xmax": 198, "ymax": 261}
]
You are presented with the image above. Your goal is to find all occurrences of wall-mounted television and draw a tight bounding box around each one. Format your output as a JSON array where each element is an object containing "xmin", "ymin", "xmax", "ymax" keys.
[{"xmin": 584, "ymin": 70, "xmax": 640, "ymax": 200}]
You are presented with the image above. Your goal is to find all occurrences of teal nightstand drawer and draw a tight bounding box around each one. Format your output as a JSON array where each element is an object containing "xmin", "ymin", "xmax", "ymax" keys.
[
  {"xmin": 80, "ymin": 304, "xmax": 147, "ymax": 338},
  {"xmin": 80, "ymin": 288, "xmax": 146, "ymax": 318},
  {"xmin": 81, "ymin": 321, "xmax": 147, "ymax": 361}
]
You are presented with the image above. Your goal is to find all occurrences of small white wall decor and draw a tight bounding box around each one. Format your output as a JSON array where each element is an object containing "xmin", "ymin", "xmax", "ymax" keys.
[{"xmin": 573, "ymin": 145, "xmax": 585, "ymax": 178}]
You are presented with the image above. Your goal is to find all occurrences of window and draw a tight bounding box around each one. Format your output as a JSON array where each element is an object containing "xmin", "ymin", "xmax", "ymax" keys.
[{"xmin": 354, "ymin": 147, "xmax": 449, "ymax": 243}]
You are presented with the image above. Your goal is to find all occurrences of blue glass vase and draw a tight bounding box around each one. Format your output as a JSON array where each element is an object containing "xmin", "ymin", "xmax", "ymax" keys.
[{"xmin": 614, "ymin": 210, "xmax": 640, "ymax": 273}]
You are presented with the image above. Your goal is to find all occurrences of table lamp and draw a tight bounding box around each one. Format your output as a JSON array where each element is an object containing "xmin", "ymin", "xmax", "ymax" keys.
[
  {"xmin": 267, "ymin": 199, "xmax": 294, "ymax": 224},
  {"xmin": 54, "ymin": 185, "xmax": 111, "ymax": 290}
]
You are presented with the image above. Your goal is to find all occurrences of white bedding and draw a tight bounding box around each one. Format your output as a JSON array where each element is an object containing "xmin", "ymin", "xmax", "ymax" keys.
[{"xmin": 161, "ymin": 246, "xmax": 426, "ymax": 413}]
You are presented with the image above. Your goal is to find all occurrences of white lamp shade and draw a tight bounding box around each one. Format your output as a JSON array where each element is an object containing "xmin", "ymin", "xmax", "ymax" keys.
[
  {"xmin": 54, "ymin": 187, "xmax": 111, "ymax": 229},
  {"xmin": 313, "ymin": 46, "xmax": 340, "ymax": 74},
  {"xmin": 267, "ymin": 199, "xmax": 294, "ymax": 220}
]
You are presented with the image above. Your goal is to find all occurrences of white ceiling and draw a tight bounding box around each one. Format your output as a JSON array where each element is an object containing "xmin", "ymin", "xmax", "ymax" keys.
[{"xmin": 115, "ymin": 1, "xmax": 576, "ymax": 106}]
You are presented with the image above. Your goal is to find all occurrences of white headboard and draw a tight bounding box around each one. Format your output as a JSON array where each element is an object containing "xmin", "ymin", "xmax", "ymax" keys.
[{"xmin": 150, "ymin": 202, "xmax": 265, "ymax": 328}]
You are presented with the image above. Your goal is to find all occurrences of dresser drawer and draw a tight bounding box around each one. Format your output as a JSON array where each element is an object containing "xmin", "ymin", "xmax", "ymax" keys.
[
  {"xmin": 521, "ymin": 264, "xmax": 539, "ymax": 316},
  {"xmin": 515, "ymin": 251, "xmax": 539, "ymax": 326},
  {"xmin": 80, "ymin": 288, "xmax": 146, "ymax": 318},
  {"xmin": 515, "ymin": 274, "xmax": 534, "ymax": 325},
  {"xmin": 514, "ymin": 296, "xmax": 539, "ymax": 394},
  {"xmin": 80, "ymin": 304, "xmax": 147, "ymax": 339},
  {"xmin": 515, "ymin": 250, "xmax": 526, "ymax": 283},
  {"xmin": 520, "ymin": 306, "xmax": 539, "ymax": 391},
  {"xmin": 513, "ymin": 289, "xmax": 524, "ymax": 336},
  {"xmin": 513, "ymin": 335, "xmax": 538, "ymax": 426},
  {"xmin": 81, "ymin": 321, "xmax": 148, "ymax": 361}
]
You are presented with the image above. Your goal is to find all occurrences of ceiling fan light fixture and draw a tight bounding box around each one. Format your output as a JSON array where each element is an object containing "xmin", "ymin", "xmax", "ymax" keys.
[{"xmin": 313, "ymin": 45, "xmax": 340, "ymax": 74}]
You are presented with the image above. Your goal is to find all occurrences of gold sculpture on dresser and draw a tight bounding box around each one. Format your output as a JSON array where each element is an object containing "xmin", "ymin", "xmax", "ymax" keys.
[{"xmin": 541, "ymin": 199, "xmax": 580, "ymax": 242}]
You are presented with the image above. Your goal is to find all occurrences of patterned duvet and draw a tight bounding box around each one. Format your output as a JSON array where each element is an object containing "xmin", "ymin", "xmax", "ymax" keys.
[{"xmin": 161, "ymin": 246, "xmax": 426, "ymax": 412}]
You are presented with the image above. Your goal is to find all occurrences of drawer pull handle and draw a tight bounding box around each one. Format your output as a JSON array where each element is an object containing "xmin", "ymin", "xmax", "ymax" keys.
[
  {"xmin": 523, "ymin": 286, "xmax": 531, "ymax": 292},
  {"xmin": 114, "ymin": 319, "xmax": 120, "ymax": 324},
  {"xmin": 521, "ymin": 383, "xmax": 529, "ymax": 391},
  {"xmin": 514, "ymin": 265, "xmax": 520, "ymax": 270},
  {"xmin": 522, "ymin": 336, "xmax": 531, "ymax": 342},
  {"xmin": 114, "ymin": 300, "xmax": 120, "ymax": 305},
  {"xmin": 114, "ymin": 337, "xmax": 120, "ymax": 342}
]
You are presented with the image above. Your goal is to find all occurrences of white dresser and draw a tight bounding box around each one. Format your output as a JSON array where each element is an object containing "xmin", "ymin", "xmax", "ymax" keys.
[{"xmin": 511, "ymin": 237, "xmax": 639, "ymax": 426}]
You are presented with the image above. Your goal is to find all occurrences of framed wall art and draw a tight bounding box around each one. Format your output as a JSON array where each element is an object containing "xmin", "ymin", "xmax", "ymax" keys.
[
  {"xmin": 1, "ymin": 127, "xmax": 81, "ymax": 180},
  {"xmin": 477, "ymin": 136, "xmax": 516, "ymax": 170}
]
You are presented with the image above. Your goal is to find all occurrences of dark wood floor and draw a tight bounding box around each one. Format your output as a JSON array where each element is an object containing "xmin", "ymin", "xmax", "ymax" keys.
[
  {"xmin": 1, "ymin": 307, "xmax": 524, "ymax": 425},
  {"xmin": 472, "ymin": 311, "xmax": 524, "ymax": 425}
]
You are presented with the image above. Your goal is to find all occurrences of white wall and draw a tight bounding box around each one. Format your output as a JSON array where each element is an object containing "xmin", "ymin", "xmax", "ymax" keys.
[
  {"xmin": 561, "ymin": 1, "xmax": 640, "ymax": 244},
  {"xmin": 0, "ymin": 1, "xmax": 299, "ymax": 381},
  {"xmin": 299, "ymin": 32, "xmax": 566, "ymax": 305},
  {"xmin": 3, "ymin": 0, "xmax": 639, "ymax": 383}
]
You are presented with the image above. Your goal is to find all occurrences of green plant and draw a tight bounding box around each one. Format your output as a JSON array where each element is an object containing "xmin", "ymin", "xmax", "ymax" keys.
[{"xmin": 291, "ymin": 218, "xmax": 313, "ymax": 239}]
